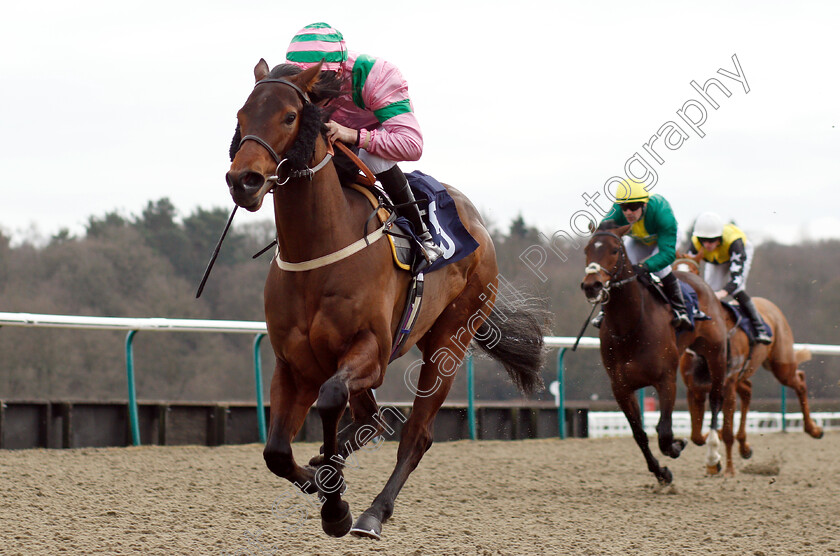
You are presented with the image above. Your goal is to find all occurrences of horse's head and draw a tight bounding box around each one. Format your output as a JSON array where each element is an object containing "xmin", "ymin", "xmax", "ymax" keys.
[
  {"xmin": 580, "ymin": 222, "xmax": 632, "ymax": 303},
  {"xmin": 674, "ymin": 250, "xmax": 703, "ymax": 275},
  {"xmin": 225, "ymin": 59, "xmax": 324, "ymax": 211}
]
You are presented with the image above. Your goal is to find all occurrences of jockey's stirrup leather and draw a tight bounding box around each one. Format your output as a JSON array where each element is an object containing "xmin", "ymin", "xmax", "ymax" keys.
[{"xmin": 377, "ymin": 165, "xmax": 443, "ymax": 272}]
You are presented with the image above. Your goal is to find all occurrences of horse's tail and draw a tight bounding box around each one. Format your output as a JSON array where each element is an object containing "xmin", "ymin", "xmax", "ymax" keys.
[
  {"xmin": 471, "ymin": 289, "xmax": 550, "ymax": 395},
  {"xmin": 795, "ymin": 348, "xmax": 812, "ymax": 365}
]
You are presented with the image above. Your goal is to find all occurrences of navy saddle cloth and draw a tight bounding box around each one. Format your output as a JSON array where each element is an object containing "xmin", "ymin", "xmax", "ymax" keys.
[
  {"xmin": 394, "ymin": 170, "xmax": 479, "ymax": 273},
  {"xmin": 721, "ymin": 301, "xmax": 773, "ymax": 343}
]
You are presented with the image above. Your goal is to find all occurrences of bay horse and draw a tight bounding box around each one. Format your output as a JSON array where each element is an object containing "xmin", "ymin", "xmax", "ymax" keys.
[
  {"xmin": 675, "ymin": 252, "xmax": 823, "ymax": 477},
  {"xmin": 580, "ymin": 223, "xmax": 728, "ymax": 485},
  {"xmin": 225, "ymin": 60, "xmax": 547, "ymax": 539}
]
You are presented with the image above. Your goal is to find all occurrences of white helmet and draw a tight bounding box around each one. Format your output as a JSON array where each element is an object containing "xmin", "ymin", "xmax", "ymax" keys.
[{"xmin": 694, "ymin": 212, "xmax": 724, "ymax": 239}]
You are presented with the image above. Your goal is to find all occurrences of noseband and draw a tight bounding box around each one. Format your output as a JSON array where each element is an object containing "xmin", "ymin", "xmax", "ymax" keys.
[
  {"xmin": 584, "ymin": 230, "xmax": 637, "ymax": 304},
  {"xmin": 237, "ymin": 78, "xmax": 332, "ymax": 187}
]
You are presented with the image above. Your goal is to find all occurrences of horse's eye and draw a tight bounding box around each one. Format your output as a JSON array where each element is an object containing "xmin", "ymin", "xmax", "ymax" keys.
[
  {"xmin": 611, "ymin": 248, "xmax": 619, "ymax": 255},
  {"xmin": 285, "ymin": 113, "xmax": 297, "ymax": 125}
]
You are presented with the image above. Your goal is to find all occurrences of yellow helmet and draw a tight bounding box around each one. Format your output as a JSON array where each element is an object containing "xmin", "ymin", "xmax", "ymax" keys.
[{"xmin": 615, "ymin": 179, "xmax": 650, "ymax": 204}]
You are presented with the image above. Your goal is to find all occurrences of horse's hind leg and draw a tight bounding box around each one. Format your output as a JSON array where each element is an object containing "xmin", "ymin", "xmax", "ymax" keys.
[
  {"xmin": 770, "ymin": 361, "xmax": 824, "ymax": 439},
  {"xmin": 614, "ymin": 389, "xmax": 673, "ymax": 485},
  {"xmin": 736, "ymin": 378, "xmax": 753, "ymax": 459},
  {"xmin": 352, "ymin": 315, "xmax": 476, "ymax": 539}
]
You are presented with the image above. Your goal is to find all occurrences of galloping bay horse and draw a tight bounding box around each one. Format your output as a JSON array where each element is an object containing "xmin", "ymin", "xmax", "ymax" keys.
[
  {"xmin": 580, "ymin": 223, "xmax": 728, "ymax": 485},
  {"xmin": 225, "ymin": 61, "xmax": 547, "ymax": 539},
  {"xmin": 675, "ymin": 252, "xmax": 823, "ymax": 477}
]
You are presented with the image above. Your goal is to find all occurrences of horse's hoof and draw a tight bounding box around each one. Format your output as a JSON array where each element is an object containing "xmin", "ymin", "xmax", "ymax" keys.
[
  {"xmin": 309, "ymin": 454, "xmax": 326, "ymax": 466},
  {"xmin": 657, "ymin": 467, "xmax": 673, "ymax": 485},
  {"xmin": 812, "ymin": 428, "xmax": 825, "ymax": 439},
  {"xmin": 706, "ymin": 462, "xmax": 722, "ymax": 476},
  {"xmin": 321, "ymin": 502, "xmax": 353, "ymax": 538},
  {"xmin": 350, "ymin": 512, "xmax": 383, "ymax": 540},
  {"xmin": 740, "ymin": 447, "xmax": 753, "ymax": 460}
]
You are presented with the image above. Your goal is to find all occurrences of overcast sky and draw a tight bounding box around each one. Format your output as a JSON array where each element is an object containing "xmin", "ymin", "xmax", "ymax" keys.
[{"xmin": 2, "ymin": 1, "xmax": 838, "ymax": 246}]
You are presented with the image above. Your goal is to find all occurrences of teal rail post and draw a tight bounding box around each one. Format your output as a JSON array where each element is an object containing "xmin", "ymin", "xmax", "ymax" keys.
[
  {"xmin": 637, "ymin": 388, "xmax": 645, "ymax": 431},
  {"xmin": 125, "ymin": 330, "xmax": 141, "ymax": 446},
  {"xmin": 557, "ymin": 348, "xmax": 567, "ymax": 439},
  {"xmin": 253, "ymin": 333, "xmax": 267, "ymax": 443},
  {"xmin": 780, "ymin": 384, "xmax": 787, "ymax": 432},
  {"xmin": 467, "ymin": 353, "xmax": 476, "ymax": 440}
]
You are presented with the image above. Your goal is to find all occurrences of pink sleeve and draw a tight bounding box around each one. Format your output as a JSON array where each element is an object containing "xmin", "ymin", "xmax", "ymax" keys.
[{"xmin": 359, "ymin": 61, "xmax": 423, "ymax": 162}]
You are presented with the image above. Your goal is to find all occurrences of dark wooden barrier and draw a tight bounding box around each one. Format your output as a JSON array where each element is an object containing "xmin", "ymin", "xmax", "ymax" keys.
[{"xmin": 0, "ymin": 400, "xmax": 589, "ymax": 449}]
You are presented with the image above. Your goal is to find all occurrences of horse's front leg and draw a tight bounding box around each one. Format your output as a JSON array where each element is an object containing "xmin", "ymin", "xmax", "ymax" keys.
[
  {"xmin": 316, "ymin": 333, "xmax": 384, "ymax": 537},
  {"xmin": 735, "ymin": 378, "xmax": 754, "ymax": 459},
  {"xmin": 705, "ymin": 340, "xmax": 728, "ymax": 432},
  {"xmin": 613, "ymin": 387, "xmax": 673, "ymax": 485},
  {"xmin": 654, "ymin": 372, "xmax": 686, "ymax": 459},
  {"xmin": 720, "ymin": 376, "xmax": 739, "ymax": 477},
  {"xmin": 309, "ymin": 389, "xmax": 383, "ymax": 467},
  {"xmin": 680, "ymin": 351, "xmax": 708, "ymax": 447},
  {"xmin": 263, "ymin": 359, "xmax": 319, "ymax": 493}
]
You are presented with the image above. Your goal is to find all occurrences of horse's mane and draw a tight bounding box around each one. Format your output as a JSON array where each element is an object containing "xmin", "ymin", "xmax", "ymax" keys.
[{"xmin": 229, "ymin": 63, "xmax": 335, "ymax": 170}]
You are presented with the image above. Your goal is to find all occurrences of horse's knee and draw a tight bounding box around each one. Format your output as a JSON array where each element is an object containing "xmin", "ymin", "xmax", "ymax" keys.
[
  {"xmin": 318, "ymin": 378, "xmax": 349, "ymax": 417},
  {"xmin": 264, "ymin": 442, "xmax": 294, "ymax": 478}
]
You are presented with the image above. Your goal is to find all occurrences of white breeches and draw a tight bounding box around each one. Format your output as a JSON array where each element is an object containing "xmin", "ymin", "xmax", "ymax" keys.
[{"xmin": 358, "ymin": 150, "xmax": 396, "ymax": 175}]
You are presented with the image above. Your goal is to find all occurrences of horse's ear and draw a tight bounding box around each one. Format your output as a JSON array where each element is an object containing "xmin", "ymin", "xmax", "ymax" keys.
[
  {"xmin": 615, "ymin": 224, "xmax": 632, "ymax": 237},
  {"xmin": 588, "ymin": 221, "xmax": 596, "ymax": 234},
  {"xmin": 296, "ymin": 61, "xmax": 324, "ymax": 93},
  {"xmin": 254, "ymin": 59, "xmax": 270, "ymax": 82}
]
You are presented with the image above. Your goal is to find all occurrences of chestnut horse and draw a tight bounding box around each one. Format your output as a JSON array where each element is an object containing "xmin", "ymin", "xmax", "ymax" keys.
[
  {"xmin": 580, "ymin": 223, "xmax": 728, "ymax": 485},
  {"xmin": 225, "ymin": 61, "xmax": 547, "ymax": 539},
  {"xmin": 675, "ymin": 252, "xmax": 823, "ymax": 477}
]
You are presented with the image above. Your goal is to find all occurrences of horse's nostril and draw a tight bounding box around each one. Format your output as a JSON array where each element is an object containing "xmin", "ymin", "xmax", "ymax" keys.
[{"xmin": 242, "ymin": 171, "xmax": 265, "ymax": 189}]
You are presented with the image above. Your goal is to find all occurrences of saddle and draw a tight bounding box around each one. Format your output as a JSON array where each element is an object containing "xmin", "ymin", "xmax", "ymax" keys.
[
  {"xmin": 720, "ymin": 301, "xmax": 772, "ymax": 346},
  {"xmin": 640, "ymin": 274, "xmax": 709, "ymax": 328}
]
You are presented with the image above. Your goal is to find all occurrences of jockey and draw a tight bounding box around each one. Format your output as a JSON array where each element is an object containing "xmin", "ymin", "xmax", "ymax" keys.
[
  {"xmin": 688, "ymin": 212, "xmax": 771, "ymax": 344},
  {"xmin": 592, "ymin": 179, "xmax": 692, "ymax": 331},
  {"xmin": 285, "ymin": 22, "xmax": 443, "ymax": 270}
]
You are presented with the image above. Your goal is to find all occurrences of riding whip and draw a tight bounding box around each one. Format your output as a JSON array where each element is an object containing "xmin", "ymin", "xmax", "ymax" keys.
[
  {"xmin": 195, "ymin": 205, "xmax": 238, "ymax": 298},
  {"xmin": 572, "ymin": 303, "xmax": 600, "ymax": 351}
]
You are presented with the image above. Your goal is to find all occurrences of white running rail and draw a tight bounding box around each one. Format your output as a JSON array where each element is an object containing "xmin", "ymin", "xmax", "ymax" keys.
[{"xmin": 588, "ymin": 411, "xmax": 840, "ymax": 439}]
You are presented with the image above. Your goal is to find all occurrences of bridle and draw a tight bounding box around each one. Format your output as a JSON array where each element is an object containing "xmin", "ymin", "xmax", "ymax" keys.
[
  {"xmin": 583, "ymin": 230, "xmax": 638, "ymax": 305},
  {"xmin": 237, "ymin": 78, "xmax": 333, "ymax": 190}
]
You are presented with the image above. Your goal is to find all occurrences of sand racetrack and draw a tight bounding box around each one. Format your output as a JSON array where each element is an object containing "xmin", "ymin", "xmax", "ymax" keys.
[{"xmin": 2, "ymin": 432, "xmax": 838, "ymax": 555}]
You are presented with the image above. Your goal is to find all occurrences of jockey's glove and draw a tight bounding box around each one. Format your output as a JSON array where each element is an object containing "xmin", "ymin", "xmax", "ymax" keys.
[{"xmin": 632, "ymin": 263, "xmax": 649, "ymax": 278}]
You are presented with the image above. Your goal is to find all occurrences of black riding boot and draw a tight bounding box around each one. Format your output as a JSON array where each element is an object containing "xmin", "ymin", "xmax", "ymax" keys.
[
  {"xmin": 377, "ymin": 165, "xmax": 443, "ymax": 271},
  {"xmin": 734, "ymin": 291, "xmax": 772, "ymax": 344},
  {"xmin": 660, "ymin": 272, "xmax": 692, "ymax": 330}
]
